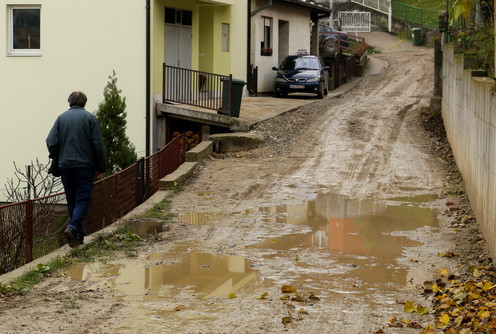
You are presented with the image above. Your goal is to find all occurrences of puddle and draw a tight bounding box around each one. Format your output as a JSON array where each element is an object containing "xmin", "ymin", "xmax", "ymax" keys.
[
  {"xmin": 246, "ymin": 193, "xmax": 439, "ymax": 292},
  {"xmin": 66, "ymin": 252, "xmax": 270, "ymax": 300},
  {"xmin": 66, "ymin": 193, "xmax": 439, "ymax": 306}
]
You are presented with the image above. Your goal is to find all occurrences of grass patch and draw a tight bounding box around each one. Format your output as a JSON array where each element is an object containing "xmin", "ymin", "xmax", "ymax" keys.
[
  {"xmin": 0, "ymin": 221, "xmax": 166, "ymax": 295},
  {"xmin": 141, "ymin": 195, "xmax": 176, "ymax": 221},
  {"xmin": 393, "ymin": 0, "xmax": 446, "ymax": 11}
]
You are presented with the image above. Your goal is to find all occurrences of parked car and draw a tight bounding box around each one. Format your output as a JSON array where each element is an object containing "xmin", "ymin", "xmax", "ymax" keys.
[
  {"xmin": 319, "ymin": 23, "xmax": 349, "ymax": 60},
  {"xmin": 272, "ymin": 53, "xmax": 329, "ymax": 99}
]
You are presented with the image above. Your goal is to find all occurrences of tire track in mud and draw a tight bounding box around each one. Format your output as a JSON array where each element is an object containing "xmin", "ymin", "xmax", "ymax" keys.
[{"xmin": 351, "ymin": 103, "xmax": 416, "ymax": 186}]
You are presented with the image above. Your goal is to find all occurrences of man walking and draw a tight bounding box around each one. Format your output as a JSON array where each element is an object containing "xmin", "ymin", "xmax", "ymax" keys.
[{"xmin": 46, "ymin": 91, "xmax": 106, "ymax": 248}]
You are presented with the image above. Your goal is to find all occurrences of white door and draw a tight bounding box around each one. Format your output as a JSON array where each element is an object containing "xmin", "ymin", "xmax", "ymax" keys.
[
  {"xmin": 164, "ymin": 24, "xmax": 192, "ymax": 68},
  {"xmin": 164, "ymin": 24, "xmax": 192, "ymax": 102}
]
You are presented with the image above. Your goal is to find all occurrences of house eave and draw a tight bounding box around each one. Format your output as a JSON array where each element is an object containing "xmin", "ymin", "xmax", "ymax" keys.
[{"xmin": 277, "ymin": 0, "xmax": 331, "ymax": 16}]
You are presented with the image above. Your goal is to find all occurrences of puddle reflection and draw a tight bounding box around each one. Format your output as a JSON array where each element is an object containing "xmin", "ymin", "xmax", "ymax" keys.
[
  {"xmin": 67, "ymin": 252, "xmax": 269, "ymax": 300},
  {"xmin": 248, "ymin": 193, "xmax": 439, "ymax": 289}
]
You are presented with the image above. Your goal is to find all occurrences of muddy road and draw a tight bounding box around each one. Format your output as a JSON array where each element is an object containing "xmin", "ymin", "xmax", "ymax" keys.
[{"xmin": 0, "ymin": 34, "xmax": 481, "ymax": 333}]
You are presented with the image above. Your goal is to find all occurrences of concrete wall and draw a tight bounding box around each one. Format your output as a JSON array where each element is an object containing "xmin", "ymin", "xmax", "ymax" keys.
[{"xmin": 442, "ymin": 44, "xmax": 496, "ymax": 257}]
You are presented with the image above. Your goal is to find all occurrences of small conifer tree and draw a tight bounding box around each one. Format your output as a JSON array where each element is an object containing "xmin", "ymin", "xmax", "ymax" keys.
[{"xmin": 95, "ymin": 70, "xmax": 137, "ymax": 174}]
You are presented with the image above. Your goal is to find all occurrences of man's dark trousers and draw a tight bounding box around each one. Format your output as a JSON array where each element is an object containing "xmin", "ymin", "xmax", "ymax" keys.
[{"xmin": 60, "ymin": 168, "xmax": 95, "ymax": 239}]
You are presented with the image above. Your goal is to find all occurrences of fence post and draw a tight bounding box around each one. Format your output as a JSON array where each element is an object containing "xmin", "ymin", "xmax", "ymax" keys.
[
  {"xmin": 228, "ymin": 74, "xmax": 233, "ymax": 116},
  {"xmin": 25, "ymin": 200, "xmax": 33, "ymax": 263}
]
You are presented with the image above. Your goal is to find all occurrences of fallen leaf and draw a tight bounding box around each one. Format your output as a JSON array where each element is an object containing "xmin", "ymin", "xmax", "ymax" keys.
[
  {"xmin": 404, "ymin": 301, "xmax": 415, "ymax": 313},
  {"xmin": 421, "ymin": 324, "xmax": 436, "ymax": 334},
  {"xmin": 282, "ymin": 316, "xmax": 292, "ymax": 324},
  {"xmin": 440, "ymin": 268, "xmax": 449, "ymax": 277},
  {"xmin": 281, "ymin": 285, "xmax": 297, "ymax": 293},
  {"xmin": 308, "ymin": 294, "xmax": 320, "ymax": 301},
  {"xmin": 416, "ymin": 305, "xmax": 430, "ymax": 315},
  {"xmin": 407, "ymin": 321, "xmax": 423, "ymax": 329},
  {"xmin": 279, "ymin": 295, "xmax": 290, "ymax": 300},
  {"xmin": 256, "ymin": 292, "xmax": 269, "ymax": 300},
  {"xmin": 228, "ymin": 292, "xmax": 237, "ymax": 299},
  {"xmin": 174, "ymin": 305, "xmax": 186, "ymax": 311},
  {"xmin": 291, "ymin": 295, "xmax": 305, "ymax": 302}
]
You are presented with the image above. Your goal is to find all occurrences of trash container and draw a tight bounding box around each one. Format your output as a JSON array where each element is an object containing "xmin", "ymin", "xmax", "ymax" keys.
[
  {"xmin": 411, "ymin": 27, "xmax": 422, "ymax": 46},
  {"xmin": 218, "ymin": 78, "xmax": 246, "ymax": 118}
]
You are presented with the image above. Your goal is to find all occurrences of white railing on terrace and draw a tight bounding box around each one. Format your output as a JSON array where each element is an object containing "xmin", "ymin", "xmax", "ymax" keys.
[{"xmin": 339, "ymin": 11, "xmax": 371, "ymax": 33}]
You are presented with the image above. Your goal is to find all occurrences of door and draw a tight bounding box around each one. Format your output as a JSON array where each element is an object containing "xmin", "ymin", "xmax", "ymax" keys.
[
  {"xmin": 164, "ymin": 24, "xmax": 192, "ymax": 102},
  {"xmin": 164, "ymin": 25, "xmax": 192, "ymax": 68}
]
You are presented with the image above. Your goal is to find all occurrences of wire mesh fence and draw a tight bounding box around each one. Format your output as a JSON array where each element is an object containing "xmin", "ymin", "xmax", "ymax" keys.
[
  {"xmin": 392, "ymin": 1, "xmax": 439, "ymax": 27},
  {"xmin": 0, "ymin": 135, "xmax": 185, "ymax": 274}
]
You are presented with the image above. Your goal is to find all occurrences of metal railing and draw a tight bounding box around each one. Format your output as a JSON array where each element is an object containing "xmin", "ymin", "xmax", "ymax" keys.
[
  {"xmin": 392, "ymin": 1, "xmax": 439, "ymax": 27},
  {"xmin": 163, "ymin": 64, "xmax": 233, "ymax": 114},
  {"xmin": 0, "ymin": 135, "xmax": 185, "ymax": 274}
]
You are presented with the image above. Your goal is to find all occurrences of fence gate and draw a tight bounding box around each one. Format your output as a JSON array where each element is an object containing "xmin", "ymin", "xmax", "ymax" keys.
[
  {"xmin": 351, "ymin": 0, "xmax": 392, "ymax": 32},
  {"xmin": 339, "ymin": 11, "xmax": 371, "ymax": 33}
]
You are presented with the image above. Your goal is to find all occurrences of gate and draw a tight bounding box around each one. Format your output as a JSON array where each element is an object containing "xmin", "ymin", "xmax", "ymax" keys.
[{"xmin": 339, "ymin": 11, "xmax": 371, "ymax": 33}]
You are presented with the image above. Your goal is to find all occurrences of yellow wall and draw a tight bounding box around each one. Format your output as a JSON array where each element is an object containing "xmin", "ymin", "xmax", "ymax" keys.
[
  {"xmin": 0, "ymin": 0, "xmax": 146, "ymax": 196},
  {"xmin": 151, "ymin": 0, "xmax": 247, "ymax": 95}
]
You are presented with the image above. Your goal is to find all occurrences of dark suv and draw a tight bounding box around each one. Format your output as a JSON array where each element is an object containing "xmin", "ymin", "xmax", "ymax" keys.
[{"xmin": 272, "ymin": 54, "xmax": 329, "ymax": 99}]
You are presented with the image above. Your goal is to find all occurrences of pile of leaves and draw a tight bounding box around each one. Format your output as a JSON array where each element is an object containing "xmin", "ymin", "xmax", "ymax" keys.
[{"xmin": 419, "ymin": 266, "xmax": 496, "ymax": 333}]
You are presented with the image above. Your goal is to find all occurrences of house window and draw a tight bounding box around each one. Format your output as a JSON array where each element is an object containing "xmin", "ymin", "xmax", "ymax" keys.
[
  {"xmin": 9, "ymin": 6, "xmax": 41, "ymax": 56},
  {"xmin": 261, "ymin": 16, "xmax": 272, "ymax": 56},
  {"xmin": 221, "ymin": 23, "xmax": 229, "ymax": 52},
  {"xmin": 165, "ymin": 7, "xmax": 192, "ymax": 26}
]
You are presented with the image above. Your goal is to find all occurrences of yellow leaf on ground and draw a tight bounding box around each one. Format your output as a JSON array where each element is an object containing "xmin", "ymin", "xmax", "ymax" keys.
[
  {"xmin": 416, "ymin": 305, "xmax": 430, "ymax": 315},
  {"xmin": 282, "ymin": 316, "xmax": 292, "ymax": 324},
  {"xmin": 281, "ymin": 285, "xmax": 297, "ymax": 293},
  {"xmin": 256, "ymin": 292, "xmax": 269, "ymax": 300},
  {"xmin": 174, "ymin": 305, "xmax": 186, "ymax": 311},
  {"xmin": 483, "ymin": 281, "xmax": 494, "ymax": 291},
  {"xmin": 440, "ymin": 268, "xmax": 449, "ymax": 277},
  {"xmin": 439, "ymin": 313, "xmax": 450, "ymax": 324},
  {"xmin": 404, "ymin": 301, "xmax": 415, "ymax": 313},
  {"xmin": 228, "ymin": 292, "xmax": 237, "ymax": 299}
]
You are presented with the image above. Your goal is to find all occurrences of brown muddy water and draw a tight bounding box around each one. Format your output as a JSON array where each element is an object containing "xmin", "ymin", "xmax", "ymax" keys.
[{"xmin": 66, "ymin": 193, "xmax": 439, "ymax": 303}]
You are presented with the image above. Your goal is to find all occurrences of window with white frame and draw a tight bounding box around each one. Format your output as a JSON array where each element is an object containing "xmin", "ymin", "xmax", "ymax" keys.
[{"xmin": 9, "ymin": 6, "xmax": 41, "ymax": 56}]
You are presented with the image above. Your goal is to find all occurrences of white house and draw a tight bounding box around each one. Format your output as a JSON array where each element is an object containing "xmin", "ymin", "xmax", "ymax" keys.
[{"xmin": 250, "ymin": 0, "xmax": 330, "ymax": 93}]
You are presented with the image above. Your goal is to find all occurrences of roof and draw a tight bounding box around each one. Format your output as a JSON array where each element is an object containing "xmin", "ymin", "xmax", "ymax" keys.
[{"xmin": 279, "ymin": 0, "xmax": 331, "ymax": 14}]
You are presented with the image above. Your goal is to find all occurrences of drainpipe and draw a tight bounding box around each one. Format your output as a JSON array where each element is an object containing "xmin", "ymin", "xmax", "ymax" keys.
[
  {"xmin": 247, "ymin": 0, "xmax": 251, "ymax": 91},
  {"xmin": 251, "ymin": 0, "xmax": 272, "ymax": 16},
  {"xmin": 145, "ymin": 0, "xmax": 151, "ymax": 157}
]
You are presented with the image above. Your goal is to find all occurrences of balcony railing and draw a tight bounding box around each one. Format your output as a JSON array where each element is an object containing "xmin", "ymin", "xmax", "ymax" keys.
[{"xmin": 162, "ymin": 64, "xmax": 234, "ymax": 115}]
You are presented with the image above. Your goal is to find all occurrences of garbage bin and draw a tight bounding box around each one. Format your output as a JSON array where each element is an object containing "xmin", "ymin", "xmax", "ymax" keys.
[
  {"xmin": 218, "ymin": 78, "xmax": 246, "ymax": 118},
  {"xmin": 411, "ymin": 27, "xmax": 422, "ymax": 46}
]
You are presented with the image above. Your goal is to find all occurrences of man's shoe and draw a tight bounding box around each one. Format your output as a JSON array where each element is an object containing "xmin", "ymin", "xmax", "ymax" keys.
[{"xmin": 64, "ymin": 227, "xmax": 79, "ymax": 248}]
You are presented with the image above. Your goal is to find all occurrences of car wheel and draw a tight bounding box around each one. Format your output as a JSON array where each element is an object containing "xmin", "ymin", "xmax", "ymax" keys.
[
  {"xmin": 324, "ymin": 39, "xmax": 338, "ymax": 58},
  {"xmin": 281, "ymin": 92, "xmax": 288, "ymax": 98},
  {"xmin": 324, "ymin": 85, "xmax": 329, "ymax": 95},
  {"xmin": 317, "ymin": 83, "xmax": 324, "ymax": 99}
]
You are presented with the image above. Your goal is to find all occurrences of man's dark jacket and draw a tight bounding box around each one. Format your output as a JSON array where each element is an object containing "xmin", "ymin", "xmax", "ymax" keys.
[{"xmin": 46, "ymin": 106, "xmax": 106, "ymax": 172}]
